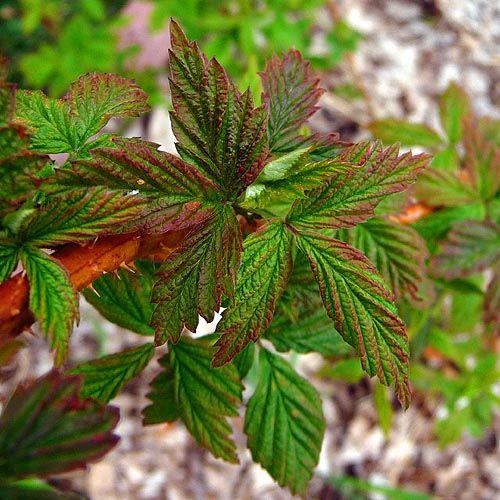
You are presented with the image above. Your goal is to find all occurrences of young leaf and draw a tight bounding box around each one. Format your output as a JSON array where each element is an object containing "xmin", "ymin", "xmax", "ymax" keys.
[
  {"xmin": 83, "ymin": 261, "xmax": 155, "ymax": 336},
  {"xmin": 143, "ymin": 354, "xmax": 179, "ymax": 425},
  {"xmin": 69, "ymin": 343, "xmax": 155, "ymax": 403},
  {"xmin": 340, "ymin": 217, "xmax": 428, "ymax": 300},
  {"xmin": 168, "ymin": 20, "xmax": 268, "ymax": 196},
  {"xmin": 15, "ymin": 74, "xmax": 149, "ymax": 154},
  {"xmin": 432, "ymin": 220, "xmax": 500, "ymax": 279},
  {"xmin": 243, "ymin": 148, "xmax": 351, "ymax": 209},
  {"xmin": 213, "ymin": 222, "xmax": 293, "ymax": 366},
  {"xmin": 368, "ymin": 120, "xmax": 443, "ymax": 148},
  {"xmin": 0, "ymin": 370, "xmax": 119, "ymax": 479},
  {"xmin": 152, "ymin": 205, "xmax": 241, "ymax": 345},
  {"xmin": 288, "ymin": 142, "xmax": 429, "ymax": 229},
  {"xmin": 296, "ymin": 231, "xmax": 410, "ymax": 407},
  {"xmin": 18, "ymin": 187, "xmax": 146, "ymax": 246},
  {"xmin": 265, "ymin": 307, "xmax": 352, "ymax": 356},
  {"xmin": 260, "ymin": 49, "xmax": 324, "ymax": 152},
  {"xmin": 245, "ymin": 348, "xmax": 325, "ymax": 494},
  {"xmin": 20, "ymin": 245, "xmax": 79, "ymax": 365},
  {"xmin": 170, "ymin": 336, "xmax": 243, "ymax": 463},
  {"xmin": 0, "ymin": 240, "xmax": 19, "ymax": 284},
  {"xmin": 439, "ymin": 83, "xmax": 470, "ymax": 145}
]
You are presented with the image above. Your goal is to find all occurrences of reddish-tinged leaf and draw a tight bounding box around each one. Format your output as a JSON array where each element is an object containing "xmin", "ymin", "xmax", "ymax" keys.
[
  {"xmin": 288, "ymin": 142, "xmax": 429, "ymax": 229},
  {"xmin": 0, "ymin": 370, "xmax": 119, "ymax": 479},
  {"xmin": 260, "ymin": 50, "xmax": 324, "ymax": 152},
  {"xmin": 432, "ymin": 220, "xmax": 500, "ymax": 279},
  {"xmin": 152, "ymin": 205, "xmax": 241, "ymax": 345},
  {"xmin": 169, "ymin": 20, "xmax": 268, "ymax": 197},
  {"xmin": 213, "ymin": 222, "xmax": 293, "ymax": 366},
  {"xmin": 296, "ymin": 231, "xmax": 410, "ymax": 407},
  {"xmin": 61, "ymin": 137, "xmax": 217, "ymax": 197}
]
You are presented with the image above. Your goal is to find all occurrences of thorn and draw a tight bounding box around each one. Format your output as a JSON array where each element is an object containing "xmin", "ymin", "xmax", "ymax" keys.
[
  {"xmin": 87, "ymin": 283, "xmax": 101, "ymax": 297},
  {"xmin": 120, "ymin": 261, "xmax": 136, "ymax": 273}
]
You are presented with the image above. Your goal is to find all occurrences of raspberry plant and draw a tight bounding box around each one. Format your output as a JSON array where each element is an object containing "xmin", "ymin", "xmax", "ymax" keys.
[{"xmin": 0, "ymin": 21, "xmax": 431, "ymax": 494}]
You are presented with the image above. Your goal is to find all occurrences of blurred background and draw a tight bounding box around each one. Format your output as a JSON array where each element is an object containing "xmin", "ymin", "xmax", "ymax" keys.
[{"xmin": 0, "ymin": 0, "xmax": 499, "ymax": 498}]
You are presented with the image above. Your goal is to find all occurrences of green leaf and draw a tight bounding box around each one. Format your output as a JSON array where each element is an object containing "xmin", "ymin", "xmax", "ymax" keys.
[
  {"xmin": 18, "ymin": 187, "xmax": 146, "ymax": 245},
  {"xmin": 430, "ymin": 146, "xmax": 459, "ymax": 170},
  {"xmin": 213, "ymin": 222, "xmax": 293, "ymax": 366},
  {"xmin": 266, "ymin": 307, "xmax": 352, "ymax": 356},
  {"xmin": 340, "ymin": 217, "xmax": 428, "ymax": 300},
  {"xmin": 296, "ymin": 231, "xmax": 410, "ymax": 407},
  {"xmin": 0, "ymin": 370, "xmax": 119, "ymax": 479},
  {"xmin": 20, "ymin": 245, "xmax": 79, "ymax": 365},
  {"xmin": 318, "ymin": 358, "xmax": 365, "ymax": 383},
  {"xmin": 68, "ymin": 343, "xmax": 155, "ymax": 403},
  {"xmin": 171, "ymin": 336, "xmax": 243, "ymax": 463},
  {"xmin": 168, "ymin": 20, "xmax": 268, "ymax": 197},
  {"xmin": 15, "ymin": 74, "xmax": 149, "ymax": 153},
  {"xmin": 260, "ymin": 49, "xmax": 324, "ymax": 152},
  {"xmin": 484, "ymin": 270, "xmax": 499, "ymax": 332},
  {"xmin": 245, "ymin": 349, "xmax": 325, "ymax": 494},
  {"xmin": 374, "ymin": 381, "xmax": 393, "ymax": 437},
  {"xmin": 0, "ymin": 240, "xmax": 19, "ymax": 284},
  {"xmin": 242, "ymin": 148, "xmax": 351, "ymax": 209},
  {"xmin": 439, "ymin": 83, "xmax": 470, "ymax": 144},
  {"xmin": 232, "ymin": 342, "xmax": 256, "ymax": 379},
  {"xmin": 368, "ymin": 119, "xmax": 443, "ymax": 148},
  {"xmin": 416, "ymin": 169, "xmax": 477, "ymax": 207},
  {"xmin": 432, "ymin": 220, "xmax": 500, "ymax": 279},
  {"xmin": 288, "ymin": 142, "xmax": 429, "ymax": 229},
  {"xmin": 142, "ymin": 354, "xmax": 179, "ymax": 425},
  {"xmin": 83, "ymin": 261, "xmax": 155, "ymax": 336},
  {"xmin": 152, "ymin": 205, "xmax": 241, "ymax": 345},
  {"xmin": 0, "ymin": 479, "xmax": 82, "ymax": 500}
]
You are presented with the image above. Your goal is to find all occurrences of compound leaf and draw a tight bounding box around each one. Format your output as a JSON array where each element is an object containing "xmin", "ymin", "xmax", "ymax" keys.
[
  {"xmin": 288, "ymin": 142, "xmax": 429, "ymax": 229},
  {"xmin": 213, "ymin": 222, "xmax": 293, "ymax": 366},
  {"xmin": 296, "ymin": 231, "xmax": 410, "ymax": 407},
  {"xmin": 152, "ymin": 205, "xmax": 241, "ymax": 345},
  {"xmin": 83, "ymin": 261, "xmax": 155, "ymax": 336},
  {"xmin": 432, "ymin": 220, "xmax": 500, "ymax": 279},
  {"xmin": 21, "ymin": 246, "xmax": 78, "ymax": 365},
  {"xmin": 245, "ymin": 348, "xmax": 325, "ymax": 494},
  {"xmin": 261, "ymin": 49, "xmax": 324, "ymax": 152},
  {"xmin": 171, "ymin": 336, "xmax": 243, "ymax": 463},
  {"xmin": 69, "ymin": 343, "xmax": 155, "ymax": 403},
  {"xmin": 169, "ymin": 20, "xmax": 268, "ymax": 197},
  {"xmin": 0, "ymin": 370, "xmax": 119, "ymax": 479}
]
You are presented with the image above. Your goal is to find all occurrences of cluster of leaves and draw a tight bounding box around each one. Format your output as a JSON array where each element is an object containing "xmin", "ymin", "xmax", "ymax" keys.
[
  {"xmin": 369, "ymin": 83, "xmax": 499, "ymax": 444},
  {"xmin": 0, "ymin": 21, "xmax": 430, "ymax": 494}
]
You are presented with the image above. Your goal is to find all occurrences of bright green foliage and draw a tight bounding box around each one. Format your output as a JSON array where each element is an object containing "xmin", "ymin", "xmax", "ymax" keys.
[
  {"xmin": 296, "ymin": 232, "xmax": 410, "ymax": 407},
  {"xmin": 20, "ymin": 246, "xmax": 79, "ymax": 366},
  {"xmin": 245, "ymin": 349, "xmax": 325, "ymax": 494},
  {"xmin": 484, "ymin": 270, "xmax": 499, "ymax": 331},
  {"xmin": 169, "ymin": 20, "xmax": 268, "ymax": 197},
  {"xmin": 152, "ymin": 205, "xmax": 241, "ymax": 344},
  {"xmin": 15, "ymin": 73, "xmax": 149, "ymax": 154},
  {"xmin": 0, "ymin": 241, "xmax": 19, "ymax": 284},
  {"xmin": 147, "ymin": 336, "xmax": 243, "ymax": 463},
  {"xmin": 213, "ymin": 222, "xmax": 293, "ymax": 366},
  {"xmin": 439, "ymin": 83, "xmax": 471, "ymax": 145},
  {"xmin": 337, "ymin": 217, "xmax": 428, "ymax": 300},
  {"xmin": 0, "ymin": 370, "xmax": 119, "ymax": 479},
  {"xmin": 83, "ymin": 261, "xmax": 155, "ymax": 336},
  {"xmin": 69, "ymin": 343, "xmax": 155, "ymax": 403},
  {"xmin": 243, "ymin": 148, "xmax": 351, "ymax": 210},
  {"xmin": 288, "ymin": 142, "xmax": 428, "ymax": 229},
  {"xmin": 374, "ymin": 381, "xmax": 393, "ymax": 437},
  {"xmin": 432, "ymin": 220, "xmax": 500, "ymax": 279}
]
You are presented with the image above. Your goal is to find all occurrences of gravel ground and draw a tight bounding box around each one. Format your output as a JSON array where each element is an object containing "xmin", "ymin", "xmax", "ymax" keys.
[{"xmin": 1, "ymin": 1, "xmax": 499, "ymax": 499}]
